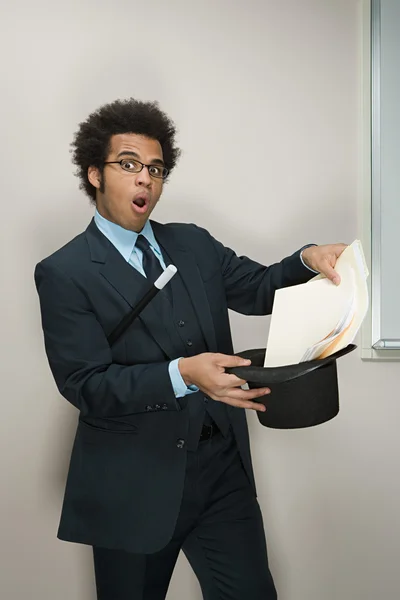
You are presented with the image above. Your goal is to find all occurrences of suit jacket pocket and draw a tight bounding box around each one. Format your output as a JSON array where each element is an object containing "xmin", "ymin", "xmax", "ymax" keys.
[{"xmin": 79, "ymin": 417, "xmax": 139, "ymax": 436}]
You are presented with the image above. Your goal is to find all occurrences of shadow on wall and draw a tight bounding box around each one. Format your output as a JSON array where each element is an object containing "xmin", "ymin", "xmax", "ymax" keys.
[{"xmin": 30, "ymin": 199, "xmax": 93, "ymax": 510}]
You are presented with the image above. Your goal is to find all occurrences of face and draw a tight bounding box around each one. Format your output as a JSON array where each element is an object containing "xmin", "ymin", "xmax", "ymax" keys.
[{"xmin": 88, "ymin": 133, "xmax": 165, "ymax": 232}]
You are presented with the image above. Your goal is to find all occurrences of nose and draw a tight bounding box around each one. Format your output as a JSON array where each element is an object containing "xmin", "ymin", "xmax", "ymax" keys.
[{"xmin": 135, "ymin": 165, "xmax": 152, "ymax": 187}]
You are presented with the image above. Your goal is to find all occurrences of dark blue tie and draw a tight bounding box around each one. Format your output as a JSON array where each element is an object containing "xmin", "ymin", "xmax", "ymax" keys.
[{"xmin": 135, "ymin": 234, "xmax": 164, "ymax": 284}]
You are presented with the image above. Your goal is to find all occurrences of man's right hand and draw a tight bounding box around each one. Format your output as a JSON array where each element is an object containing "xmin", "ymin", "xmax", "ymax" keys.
[{"xmin": 178, "ymin": 353, "xmax": 270, "ymax": 412}]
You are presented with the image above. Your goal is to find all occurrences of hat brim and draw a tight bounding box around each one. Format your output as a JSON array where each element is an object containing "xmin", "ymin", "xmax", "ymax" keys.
[
  {"xmin": 226, "ymin": 343, "xmax": 356, "ymax": 385},
  {"xmin": 225, "ymin": 344, "xmax": 356, "ymax": 429}
]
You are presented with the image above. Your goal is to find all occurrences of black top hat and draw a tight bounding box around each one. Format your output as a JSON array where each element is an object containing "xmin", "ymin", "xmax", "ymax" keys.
[{"xmin": 226, "ymin": 344, "xmax": 356, "ymax": 429}]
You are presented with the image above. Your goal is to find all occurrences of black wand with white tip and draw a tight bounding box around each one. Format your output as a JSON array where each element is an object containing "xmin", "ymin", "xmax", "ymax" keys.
[{"xmin": 107, "ymin": 264, "xmax": 178, "ymax": 347}]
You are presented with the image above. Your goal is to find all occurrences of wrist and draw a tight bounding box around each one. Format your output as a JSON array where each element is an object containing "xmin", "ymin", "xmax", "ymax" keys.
[
  {"xmin": 178, "ymin": 357, "xmax": 194, "ymax": 386},
  {"xmin": 301, "ymin": 244, "xmax": 319, "ymax": 273}
]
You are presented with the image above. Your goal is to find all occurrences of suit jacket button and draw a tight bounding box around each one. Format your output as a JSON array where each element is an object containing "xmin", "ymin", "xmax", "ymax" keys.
[
  {"xmin": 145, "ymin": 405, "xmax": 153, "ymax": 412},
  {"xmin": 176, "ymin": 439, "xmax": 185, "ymax": 449},
  {"xmin": 178, "ymin": 320, "xmax": 185, "ymax": 327},
  {"xmin": 161, "ymin": 403, "xmax": 168, "ymax": 410},
  {"xmin": 155, "ymin": 404, "xmax": 161, "ymax": 411}
]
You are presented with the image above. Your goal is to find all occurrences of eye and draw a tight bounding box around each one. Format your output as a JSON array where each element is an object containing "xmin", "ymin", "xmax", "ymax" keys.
[
  {"xmin": 148, "ymin": 165, "xmax": 161, "ymax": 176},
  {"xmin": 121, "ymin": 159, "xmax": 139, "ymax": 171}
]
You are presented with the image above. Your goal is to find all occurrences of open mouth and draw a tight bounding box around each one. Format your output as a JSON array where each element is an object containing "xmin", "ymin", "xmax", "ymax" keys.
[
  {"xmin": 133, "ymin": 197, "xmax": 146, "ymax": 208},
  {"xmin": 132, "ymin": 195, "xmax": 149, "ymax": 214}
]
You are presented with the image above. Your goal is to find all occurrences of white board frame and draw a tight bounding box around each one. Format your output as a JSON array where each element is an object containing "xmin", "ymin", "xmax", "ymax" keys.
[{"xmin": 361, "ymin": 0, "xmax": 400, "ymax": 360}]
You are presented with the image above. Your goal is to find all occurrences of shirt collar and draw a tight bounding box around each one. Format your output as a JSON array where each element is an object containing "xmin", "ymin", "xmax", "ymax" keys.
[{"xmin": 94, "ymin": 209, "xmax": 157, "ymax": 262}]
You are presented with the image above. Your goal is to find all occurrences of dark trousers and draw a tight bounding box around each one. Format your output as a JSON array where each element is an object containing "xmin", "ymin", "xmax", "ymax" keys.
[{"xmin": 93, "ymin": 429, "xmax": 277, "ymax": 600}]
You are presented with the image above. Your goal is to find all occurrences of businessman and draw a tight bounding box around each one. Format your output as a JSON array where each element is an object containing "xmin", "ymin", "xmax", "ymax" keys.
[{"xmin": 35, "ymin": 98, "xmax": 346, "ymax": 600}]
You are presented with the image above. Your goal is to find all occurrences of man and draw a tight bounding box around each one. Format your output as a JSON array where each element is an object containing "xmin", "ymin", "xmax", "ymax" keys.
[{"xmin": 35, "ymin": 98, "xmax": 346, "ymax": 600}]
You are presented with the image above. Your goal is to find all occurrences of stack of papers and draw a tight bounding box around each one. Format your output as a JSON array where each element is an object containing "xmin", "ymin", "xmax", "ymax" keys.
[{"xmin": 263, "ymin": 240, "xmax": 369, "ymax": 367}]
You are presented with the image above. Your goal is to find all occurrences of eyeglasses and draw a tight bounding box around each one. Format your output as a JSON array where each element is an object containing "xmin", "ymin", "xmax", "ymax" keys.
[{"xmin": 104, "ymin": 158, "xmax": 169, "ymax": 180}]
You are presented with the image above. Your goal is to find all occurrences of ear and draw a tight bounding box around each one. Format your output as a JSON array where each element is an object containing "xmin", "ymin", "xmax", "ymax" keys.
[{"xmin": 88, "ymin": 166, "xmax": 101, "ymax": 189}]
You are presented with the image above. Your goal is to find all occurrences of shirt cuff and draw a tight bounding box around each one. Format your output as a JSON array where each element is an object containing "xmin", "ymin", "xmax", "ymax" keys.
[
  {"xmin": 300, "ymin": 244, "xmax": 319, "ymax": 274},
  {"xmin": 168, "ymin": 358, "xmax": 199, "ymax": 398}
]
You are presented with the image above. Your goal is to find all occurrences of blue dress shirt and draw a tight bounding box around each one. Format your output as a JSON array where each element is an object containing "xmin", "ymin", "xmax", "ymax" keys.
[{"xmin": 94, "ymin": 210, "xmax": 196, "ymax": 399}]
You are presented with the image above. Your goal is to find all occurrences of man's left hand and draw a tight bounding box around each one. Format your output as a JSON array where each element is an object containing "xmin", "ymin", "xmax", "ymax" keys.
[{"xmin": 302, "ymin": 243, "xmax": 347, "ymax": 285}]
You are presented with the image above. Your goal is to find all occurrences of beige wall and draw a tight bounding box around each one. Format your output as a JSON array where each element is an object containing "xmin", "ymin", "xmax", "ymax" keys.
[{"xmin": 1, "ymin": 1, "xmax": 399, "ymax": 598}]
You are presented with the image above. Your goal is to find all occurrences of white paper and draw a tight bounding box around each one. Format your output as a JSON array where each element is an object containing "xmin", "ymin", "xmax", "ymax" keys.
[{"xmin": 263, "ymin": 240, "xmax": 369, "ymax": 367}]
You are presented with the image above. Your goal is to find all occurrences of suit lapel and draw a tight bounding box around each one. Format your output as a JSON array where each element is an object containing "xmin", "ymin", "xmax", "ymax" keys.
[
  {"xmin": 85, "ymin": 219, "xmax": 177, "ymax": 359},
  {"xmin": 152, "ymin": 221, "xmax": 218, "ymax": 353}
]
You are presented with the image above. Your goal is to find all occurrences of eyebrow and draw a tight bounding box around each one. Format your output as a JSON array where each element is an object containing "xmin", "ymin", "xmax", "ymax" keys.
[{"xmin": 116, "ymin": 150, "xmax": 165, "ymax": 167}]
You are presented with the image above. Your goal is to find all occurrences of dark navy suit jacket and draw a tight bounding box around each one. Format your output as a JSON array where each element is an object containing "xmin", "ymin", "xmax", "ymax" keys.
[{"xmin": 34, "ymin": 219, "xmax": 314, "ymax": 553}]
